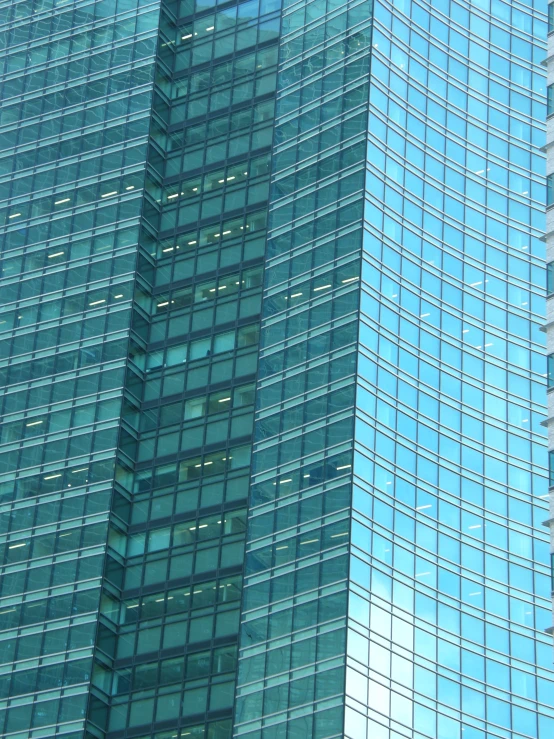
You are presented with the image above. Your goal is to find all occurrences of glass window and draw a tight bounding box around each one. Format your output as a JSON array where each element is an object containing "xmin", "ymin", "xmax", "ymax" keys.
[
  {"xmin": 190, "ymin": 338, "xmax": 211, "ymax": 359},
  {"xmin": 167, "ymin": 344, "xmax": 187, "ymax": 366},
  {"xmin": 214, "ymin": 331, "xmax": 234, "ymax": 353},
  {"xmin": 185, "ymin": 396, "xmax": 206, "ymax": 419}
]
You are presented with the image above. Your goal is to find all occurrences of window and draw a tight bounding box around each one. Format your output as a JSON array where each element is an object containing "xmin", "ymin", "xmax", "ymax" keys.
[{"xmin": 185, "ymin": 397, "xmax": 206, "ymax": 419}]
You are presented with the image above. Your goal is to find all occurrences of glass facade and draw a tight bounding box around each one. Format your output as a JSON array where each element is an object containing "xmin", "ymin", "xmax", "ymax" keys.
[
  {"xmin": 351, "ymin": 0, "xmax": 552, "ymax": 737},
  {"xmin": 237, "ymin": 0, "xmax": 554, "ymax": 737},
  {"xmin": 234, "ymin": 0, "xmax": 372, "ymax": 734},
  {"xmin": 83, "ymin": 0, "xmax": 280, "ymax": 737},
  {"xmin": 0, "ymin": 0, "xmax": 160, "ymax": 736},
  {"xmin": 0, "ymin": 0, "xmax": 552, "ymax": 738}
]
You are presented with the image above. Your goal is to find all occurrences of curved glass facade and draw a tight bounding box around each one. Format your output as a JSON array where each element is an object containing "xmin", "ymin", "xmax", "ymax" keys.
[
  {"xmin": 354, "ymin": 0, "xmax": 552, "ymax": 736},
  {"xmin": 237, "ymin": 0, "xmax": 554, "ymax": 737}
]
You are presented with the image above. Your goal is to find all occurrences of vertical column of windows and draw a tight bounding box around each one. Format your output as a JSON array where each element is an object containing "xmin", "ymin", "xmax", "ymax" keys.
[
  {"xmin": 233, "ymin": 0, "xmax": 374, "ymax": 737},
  {"xmin": 546, "ymin": 0, "xmax": 554, "ymax": 685},
  {"xmin": 0, "ymin": 0, "xmax": 161, "ymax": 737},
  {"xmin": 96, "ymin": 0, "xmax": 280, "ymax": 737}
]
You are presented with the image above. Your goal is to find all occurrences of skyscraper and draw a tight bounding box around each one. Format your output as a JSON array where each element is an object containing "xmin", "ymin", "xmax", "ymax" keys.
[{"xmin": 0, "ymin": 0, "xmax": 551, "ymax": 739}]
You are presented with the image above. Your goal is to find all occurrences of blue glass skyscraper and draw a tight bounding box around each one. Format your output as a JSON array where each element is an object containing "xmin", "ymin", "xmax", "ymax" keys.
[
  {"xmin": 236, "ymin": 0, "xmax": 553, "ymax": 737},
  {"xmin": 0, "ymin": 0, "xmax": 551, "ymax": 737}
]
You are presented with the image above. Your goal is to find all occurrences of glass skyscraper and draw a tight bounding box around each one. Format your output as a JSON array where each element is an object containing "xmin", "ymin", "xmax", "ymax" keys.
[{"xmin": 0, "ymin": 0, "xmax": 552, "ymax": 738}]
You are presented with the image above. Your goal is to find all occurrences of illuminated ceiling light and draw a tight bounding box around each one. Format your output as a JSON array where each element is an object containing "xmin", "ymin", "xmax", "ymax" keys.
[
  {"xmin": 48, "ymin": 251, "xmax": 64, "ymax": 258},
  {"xmin": 54, "ymin": 198, "xmax": 70, "ymax": 205},
  {"xmin": 101, "ymin": 191, "xmax": 118, "ymax": 198}
]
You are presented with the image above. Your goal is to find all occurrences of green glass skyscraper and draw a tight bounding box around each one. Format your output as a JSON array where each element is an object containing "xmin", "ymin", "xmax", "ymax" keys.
[{"xmin": 0, "ymin": 0, "xmax": 552, "ymax": 738}]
